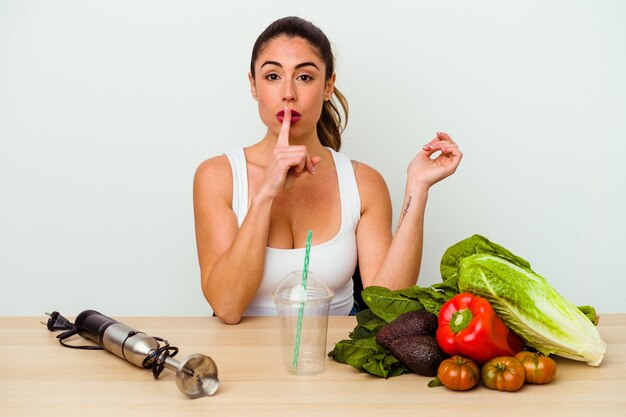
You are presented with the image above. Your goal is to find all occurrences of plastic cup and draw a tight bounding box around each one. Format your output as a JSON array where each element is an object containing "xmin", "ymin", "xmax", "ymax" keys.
[{"xmin": 272, "ymin": 271, "xmax": 334, "ymax": 375}]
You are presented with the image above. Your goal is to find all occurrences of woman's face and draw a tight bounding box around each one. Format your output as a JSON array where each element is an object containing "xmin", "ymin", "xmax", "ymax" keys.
[{"xmin": 249, "ymin": 36, "xmax": 335, "ymax": 141}]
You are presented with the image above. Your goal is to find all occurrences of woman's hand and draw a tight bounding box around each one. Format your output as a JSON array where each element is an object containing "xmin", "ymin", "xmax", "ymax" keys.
[
  {"xmin": 260, "ymin": 107, "xmax": 321, "ymax": 198},
  {"xmin": 407, "ymin": 132, "xmax": 462, "ymax": 189}
]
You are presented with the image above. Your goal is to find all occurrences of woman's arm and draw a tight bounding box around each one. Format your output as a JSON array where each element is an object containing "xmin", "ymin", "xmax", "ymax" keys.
[
  {"xmin": 193, "ymin": 156, "xmax": 273, "ymax": 324},
  {"xmin": 356, "ymin": 132, "xmax": 462, "ymax": 289},
  {"xmin": 194, "ymin": 108, "xmax": 319, "ymax": 324}
]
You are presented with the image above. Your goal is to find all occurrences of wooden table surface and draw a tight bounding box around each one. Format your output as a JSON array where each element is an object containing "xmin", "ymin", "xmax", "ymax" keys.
[{"xmin": 1, "ymin": 314, "xmax": 625, "ymax": 417}]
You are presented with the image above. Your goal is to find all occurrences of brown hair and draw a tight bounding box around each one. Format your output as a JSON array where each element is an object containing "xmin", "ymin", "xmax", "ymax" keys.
[{"xmin": 250, "ymin": 16, "xmax": 348, "ymax": 151}]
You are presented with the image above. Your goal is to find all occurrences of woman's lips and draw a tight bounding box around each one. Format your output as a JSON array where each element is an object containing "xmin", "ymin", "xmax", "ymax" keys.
[{"xmin": 277, "ymin": 109, "xmax": 301, "ymax": 124}]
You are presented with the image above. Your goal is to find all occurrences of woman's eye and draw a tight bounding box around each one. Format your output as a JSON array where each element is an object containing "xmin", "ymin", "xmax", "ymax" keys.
[
  {"xmin": 265, "ymin": 73, "xmax": 279, "ymax": 81},
  {"xmin": 297, "ymin": 74, "xmax": 313, "ymax": 82}
]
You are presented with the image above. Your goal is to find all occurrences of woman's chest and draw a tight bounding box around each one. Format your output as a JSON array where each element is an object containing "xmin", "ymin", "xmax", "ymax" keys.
[{"xmin": 249, "ymin": 168, "xmax": 342, "ymax": 249}]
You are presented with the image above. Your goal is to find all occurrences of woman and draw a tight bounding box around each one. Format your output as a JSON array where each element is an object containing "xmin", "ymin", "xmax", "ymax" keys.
[{"xmin": 193, "ymin": 16, "xmax": 462, "ymax": 324}]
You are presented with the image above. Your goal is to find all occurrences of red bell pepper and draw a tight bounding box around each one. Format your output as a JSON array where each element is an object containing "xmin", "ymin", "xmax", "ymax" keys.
[{"xmin": 436, "ymin": 292, "xmax": 524, "ymax": 364}]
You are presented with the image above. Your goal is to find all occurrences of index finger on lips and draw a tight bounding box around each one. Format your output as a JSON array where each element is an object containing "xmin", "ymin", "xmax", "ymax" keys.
[{"xmin": 276, "ymin": 106, "xmax": 291, "ymax": 147}]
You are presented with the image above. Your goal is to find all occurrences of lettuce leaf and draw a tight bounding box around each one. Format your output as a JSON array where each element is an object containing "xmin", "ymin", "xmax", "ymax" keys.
[
  {"xmin": 441, "ymin": 234, "xmax": 532, "ymax": 282},
  {"xmin": 457, "ymin": 253, "xmax": 606, "ymax": 366}
]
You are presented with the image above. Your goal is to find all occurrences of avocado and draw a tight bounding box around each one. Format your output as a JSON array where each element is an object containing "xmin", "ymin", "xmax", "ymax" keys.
[
  {"xmin": 387, "ymin": 335, "xmax": 446, "ymax": 376},
  {"xmin": 375, "ymin": 309, "xmax": 438, "ymax": 349}
]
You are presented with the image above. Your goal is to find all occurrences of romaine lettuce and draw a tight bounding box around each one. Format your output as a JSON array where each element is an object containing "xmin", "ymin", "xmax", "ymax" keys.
[{"xmin": 457, "ymin": 252, "xmax": 606, "ymax": 366}]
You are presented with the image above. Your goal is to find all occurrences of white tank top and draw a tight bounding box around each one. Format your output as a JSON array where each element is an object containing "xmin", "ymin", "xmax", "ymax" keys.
[{"xmin": 224, "ymin": 147, "xmax": 361, "ymax": 316}]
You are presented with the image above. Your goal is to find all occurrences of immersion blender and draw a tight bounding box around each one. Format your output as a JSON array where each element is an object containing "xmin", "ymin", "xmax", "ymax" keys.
[{"xmin": 45, "ymin": 309, "xmax": 219, "ymax": 398}]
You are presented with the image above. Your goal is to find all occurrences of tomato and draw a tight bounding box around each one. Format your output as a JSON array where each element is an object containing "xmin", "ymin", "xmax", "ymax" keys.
[
  {"xmin": 437, "ymin": 355, "xmax": 480, "ymax": 391},
  {"xmin": 481, "ymin": 356, "xmax": 525, "ymax": 392},
  {"xmin": 515, "ymin": 351, "xmax": 557, "ymax": 384}
]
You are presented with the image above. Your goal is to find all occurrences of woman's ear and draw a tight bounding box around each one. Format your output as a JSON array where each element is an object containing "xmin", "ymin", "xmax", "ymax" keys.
[
  {"xmin": 324, "ymin": 73, "xmax": 336, "ymax": 101},
  {"xmin": 248, "ymin": 72, "xmax": 258, "ymax": 101}
]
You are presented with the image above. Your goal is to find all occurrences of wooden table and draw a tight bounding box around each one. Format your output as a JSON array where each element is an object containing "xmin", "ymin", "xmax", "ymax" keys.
[{"xmin": 1, "ymin": 314, "xmax": 625, "ymax": 416}]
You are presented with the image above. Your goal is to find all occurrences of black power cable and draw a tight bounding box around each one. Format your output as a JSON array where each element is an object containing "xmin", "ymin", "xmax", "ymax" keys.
[
  {"xmin": 43, "ymin": 311, "xmax": 179, "ymax": 379},
  {"xmin": 142, "ymin": 337, "xmax": 179, "ymax": 379},
  {"xmin": 43, "ymin": 311, "xmax": 104, "ymax": 350}
]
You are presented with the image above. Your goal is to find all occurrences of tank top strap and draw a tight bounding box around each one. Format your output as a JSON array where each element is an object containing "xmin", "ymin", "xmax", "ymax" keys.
[
  {"xmin": 328, "ymin": 148, "xmax": 361, "ymax": 229},
  {"xmin": 224, "ymin": 148, "xmax": 248, "ymax": 227}
]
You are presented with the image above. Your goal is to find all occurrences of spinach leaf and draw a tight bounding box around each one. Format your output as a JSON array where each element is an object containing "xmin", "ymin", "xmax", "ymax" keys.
[
  {"xmin": 361, "ymin": 286, "xmax": 424, "ymax": 323},
  {"xmin": 328, "ymin": 337, "xmax": 408, "ymax": 378},
  {"xmin": 349, "ymin": 309, "xmax": 387, "ymax": 340},
  {"xmin": 362, "ymin": 351, "xmax": 408, "ymax": 378},
  {"xmin": 397, "ymin": 286, "xmax": 452, "ymax": 315}
]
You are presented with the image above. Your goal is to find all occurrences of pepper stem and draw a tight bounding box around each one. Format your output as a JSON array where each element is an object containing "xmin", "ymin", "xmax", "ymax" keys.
[{"xmin": 449, "ymin": 308, "xmax": 473, "ymax": 333}]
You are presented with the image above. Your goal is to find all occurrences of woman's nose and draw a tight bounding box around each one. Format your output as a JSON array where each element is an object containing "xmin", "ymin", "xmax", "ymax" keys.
[{"xmin": 282, "ymin": 80, "xmax": 296, "ymax": 102}]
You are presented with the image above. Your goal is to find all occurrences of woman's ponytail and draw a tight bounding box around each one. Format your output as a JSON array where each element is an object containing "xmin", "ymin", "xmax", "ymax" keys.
[{"xmin": 317, "ymin": 87, "xmax": 349, "ymax": 151}]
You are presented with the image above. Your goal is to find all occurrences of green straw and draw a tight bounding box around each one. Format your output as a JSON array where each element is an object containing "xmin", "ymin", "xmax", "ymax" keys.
[{"xmin": 292, "ymin": 230, "xmax": 312, "ymax": 369}]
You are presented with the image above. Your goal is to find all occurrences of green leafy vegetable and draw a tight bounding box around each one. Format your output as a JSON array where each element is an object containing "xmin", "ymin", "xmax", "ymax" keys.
[
  {"xmin": 361, "ymin": 286, "xmax": 424, "ymax": 323},
  {"xmin": 457, "ymin": 252, "xmax": 606, "ymax": 366},
  {"xmin": 349, "ymin": 309, "xmax": 387, "ymax": 340},
  {"xmin": 441, "ymin": 234, "xmax": 531, "ymax": 282},
  {"xmin": 577, "ymin": 305, "xmax": 600, "ymax": 325},
  {"xmin": 328, "ymin": 337, "xmax": 408, "ymax": 378},
  {"xmin": 396, "ymin": 286, "xmax": 451, "ymax": 315},
  {"xmin": 362, "ymin": 278, "xmax": 459, "ymax": 322}
]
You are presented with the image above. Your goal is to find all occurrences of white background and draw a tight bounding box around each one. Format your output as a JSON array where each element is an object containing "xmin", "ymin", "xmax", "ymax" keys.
[{"xmin": 1, "ymin": 1, "xmax": 624, "ymax": 316}]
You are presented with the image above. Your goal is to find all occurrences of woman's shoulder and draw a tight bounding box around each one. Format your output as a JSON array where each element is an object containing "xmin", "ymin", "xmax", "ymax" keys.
[
  {"xmin": 351, "ymin": 160, "xmax": 391, "ymax": 213},
  {"xmin": 194, "ymin": 153, "xmax": 233, "ymax": 195},
  {"xmin": 195, "ymin": 153, "xmax": 230, "ymax": 176},
  {"xmin": 351, "ymin": 160, "xmax": 388, "ymax": 189}
]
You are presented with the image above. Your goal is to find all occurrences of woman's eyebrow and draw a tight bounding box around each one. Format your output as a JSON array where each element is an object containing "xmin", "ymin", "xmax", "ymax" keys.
[
  {"xmin": 260, "ymin": 61, "xmax": 320, "ymax": 70},
  {"xmin": 295, "ymin": 62, "xmax": 319, "ymax": 70},
  {"xmin": 260, "ymin": 60, "xmax": 282, "ymax": 68}
]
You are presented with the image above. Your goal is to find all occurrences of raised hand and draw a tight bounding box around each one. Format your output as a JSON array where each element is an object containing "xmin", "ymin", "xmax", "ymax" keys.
[{"xmin": 407, "ymin": 132, "xmax": 462, "ymax": 188}]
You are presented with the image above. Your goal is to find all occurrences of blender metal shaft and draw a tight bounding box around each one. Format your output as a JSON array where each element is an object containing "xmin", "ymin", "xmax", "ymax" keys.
[{"xmin": 163, "ymin": 354, "xmax": 220, "ymax": 398}]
